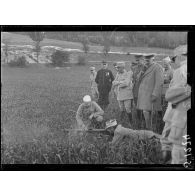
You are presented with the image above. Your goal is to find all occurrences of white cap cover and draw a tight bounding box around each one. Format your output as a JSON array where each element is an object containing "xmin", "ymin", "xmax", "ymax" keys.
[{"xmin": 83, "ymin": 95, "xmax": 91, "ymax": 103}]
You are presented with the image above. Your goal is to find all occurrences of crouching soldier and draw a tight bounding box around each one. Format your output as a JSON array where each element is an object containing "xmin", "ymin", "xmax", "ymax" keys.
[
  {"xmin": 104, "ymin": 119, "xmax": 161, "ymax": 145},
  {"xmin": 76, "ymin": 95, "xmax": 104, "ymax": 130}
]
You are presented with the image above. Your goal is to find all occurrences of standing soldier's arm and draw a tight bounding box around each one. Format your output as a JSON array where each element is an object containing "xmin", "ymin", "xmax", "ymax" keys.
[
  {"xmin": 95, "ymin": 71, "xmax": 99, "ymax": 84},
  {"xmin": 152, "ymin": 66, "xmax": 164, "ymax": 98},
  {"xmin": 110, "ymin": 71, "xmax": 115, "ymax": 83},
  {"xmin": 112, "ymin": 74, "xmax": 120, "ymax": 86},
  {"xmin": 93, "ymin": 101, "xmax": 104, "ymax": 116},
  {"xmin": 119, "ymin": 72, "xmax": 131, "ymax": 88},
  {"xmin": 137, "ymin": 71, "xmax": 143, "ymax": 80},
  {"xmin": 89, "ymin": 75, "xmax": 93, "ymax": 87}
]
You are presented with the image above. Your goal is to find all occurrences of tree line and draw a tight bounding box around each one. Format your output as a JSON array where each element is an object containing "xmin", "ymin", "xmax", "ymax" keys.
[{"xmin": 45, "ymin": 31, "xmax": 187, "ymax": 49}]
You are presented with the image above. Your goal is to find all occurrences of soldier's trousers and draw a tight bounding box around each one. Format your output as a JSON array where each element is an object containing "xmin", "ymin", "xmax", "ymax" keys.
[
  {"xmin": 98, "ymin": 88, "xmax": 111, "ymax": 110},
  {"xmin": 161, "ymin": 121, "xmax": 187, "ymax": 164},
  {"xmin": 91, "ymin": 87, "xmax": 99, "ymax": 100},
  {"xmin": 118, "ymin": 99, "xmax": 133, "ymax": 113},
  {"xmin": 132, "ymin": 98, "xmax": 143, "ymax": 129}
]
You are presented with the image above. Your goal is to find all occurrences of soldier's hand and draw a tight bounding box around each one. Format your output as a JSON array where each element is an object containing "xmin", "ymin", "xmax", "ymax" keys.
[
  {"xmin": 81, "ymin": 124, "xmax": 87, "ymax": 131},
  {"xmin": 151, "ymin": 95, "xmax": 158, "ymax": 102},
  {"xmin": 83, "ymin": 125, "xmax": 88, "ymax": 131},
  {"xmin": 89, "ymin": 114, "xmax": 94, "ymax": 120}
]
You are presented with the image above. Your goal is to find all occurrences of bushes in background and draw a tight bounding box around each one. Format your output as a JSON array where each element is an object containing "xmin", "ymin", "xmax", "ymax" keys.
[
  {"xmin": 51, "ymin": 50, "xmax": 70, "ymax": 67},
  {"xmin": 8, "ymin": 56, "xmax": 28, "ymax": 68},
  {"xmin": 77, "ymin": 56, "xmax": 86, "ymax": 66}
]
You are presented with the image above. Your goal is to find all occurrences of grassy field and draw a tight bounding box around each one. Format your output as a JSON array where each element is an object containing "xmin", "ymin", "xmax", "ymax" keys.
[{"xmin": 1, "ymin": 64, "xmax": 163, "ymax": 164}]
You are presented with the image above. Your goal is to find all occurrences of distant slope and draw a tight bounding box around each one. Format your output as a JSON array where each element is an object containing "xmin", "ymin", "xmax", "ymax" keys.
[
  {"xmin": 1, "ymin": 32, "xmax": 82, "ymax": 49},
  {"xmin": 1, "ymin": 32, "xmax": 173, "ymax": 55}
]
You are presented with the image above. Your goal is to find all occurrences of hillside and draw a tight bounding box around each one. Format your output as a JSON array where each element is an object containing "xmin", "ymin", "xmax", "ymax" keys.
[
  {"xmin": 1, "ymin": 32, "xmax": 173, "ymax": 55},
  {"xmin": 12, "ymin": 31, "xmax": 187, "ymax": 49}
]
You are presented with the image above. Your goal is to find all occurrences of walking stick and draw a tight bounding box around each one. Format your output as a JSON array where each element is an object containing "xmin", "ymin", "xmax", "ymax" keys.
[
  {"xmin": 155, "ymin": 107, "xmax": 158, "ymax": 133},
  {"xmin": 151, "ymin": 103, "xmax": 154, "ymax": 131}
]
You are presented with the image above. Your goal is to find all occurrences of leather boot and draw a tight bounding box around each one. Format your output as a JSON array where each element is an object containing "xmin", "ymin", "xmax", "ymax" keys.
[
  {"xmin": 127, "ymin": 112, "xmax": 133, "ymax": 128},
  {"xmin": 120, "ymin": 111, "xmax": 126, "ymax": 125},
  {"xmin": 143, "ymin": 111, "xmax": 151, "ymax": 130},
  {"xmin": 137, "ymin": 109, "xmax": 142, "ymax": 129},
  {"xmin": 132, "ymin": 108, "xmax": 138, "ymax": 129},
  {"xmin": 162, "ymin": 150, "xmax": 172, "ymax": 164}
]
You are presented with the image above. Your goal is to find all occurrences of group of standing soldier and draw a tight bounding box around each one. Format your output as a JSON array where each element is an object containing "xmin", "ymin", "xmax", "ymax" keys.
[
  {"xmin": 76, "ymin": 44, "xmax": 190, "ymax": 165},
  {"xmin": 89, "ymin": 53, "xmax": 165, "ymax": 131}
]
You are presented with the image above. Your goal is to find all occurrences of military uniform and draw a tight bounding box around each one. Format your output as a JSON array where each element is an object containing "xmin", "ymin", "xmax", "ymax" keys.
[
  {"xmin": 112, "ymin": 62, "xmax": 134, "ymax": 126},
  {"xmin": 132, "ymin": 63, "xmax": 145, "ymax": 129},
  {"xmin": 113, "ymin": 69, "xmax": 133, "ymax": 113},
  {"xmin": 90, "ymin": 71, "xmax": 99, "ymax": 100},
  {"xmin": 95, "ymin": 68, "xmax": 114, "ymax": 110},
  {"xmin": 112, "ymin": 71, "xmax": 119, "ymax": 98},
  {"xmin": 162, "ymin": 68, "xmax": 173, "ymax": 99},
  {"xmin": 76, "ymin": 101, "xmax": 104, "ymax": 130},
  {"xmin": 132, "ymin": 64, "xmax": 143, "ymax": 105},
  {"xmin": 111, "ymin": 124, "xmax": 161, "ymax": 145},
  {"xmin": 137, "ymin": 56, "xmax": 164, "ymax": 130},
  {"xmin": 161, "ymin": 59, "xmax": 190, "ymax": 164}
]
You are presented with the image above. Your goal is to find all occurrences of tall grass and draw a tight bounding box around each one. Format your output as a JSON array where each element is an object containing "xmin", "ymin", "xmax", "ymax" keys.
[
  {"xmin": 1, "ymin": 130, "xmax": 163, "ymax": 164},
  {"xmin": 1, "ymin": 65, "xmax": 163, "ymax": 164}
]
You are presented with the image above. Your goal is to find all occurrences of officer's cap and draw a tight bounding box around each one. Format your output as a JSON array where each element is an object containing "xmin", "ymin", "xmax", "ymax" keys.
[
  {"xmin": 144, "ymin": 54, "xmax": 155, "ymax": 59},
  {"xmin": 113, "ymin": 62, "xmax": 117, "ymax": 67},
  {"xmin": 102, "ymin": 60, "xmax": 107, "ymax": 65},
  {"xmin": 116, "ymin": 61, "xmax": 125, "ymax": 68},
  {"xmin": 90, "ymin": 66, "xmax": 95, "ymax": 71},
  {"xmin": 131, "ymin": 62, "xmax": 137, "ymax": 67},
  {"xmin": 173, "ymin": 45, "xmax": 187, "ymax": 57},
  {"xmin": 134, "ymin": 54, "xmax": 144, "ymax": 58}
]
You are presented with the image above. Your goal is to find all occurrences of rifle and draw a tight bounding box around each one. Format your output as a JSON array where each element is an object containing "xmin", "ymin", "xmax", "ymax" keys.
[{"xmin": 64, "ymin": 128, "xmax": 106, "ymax": 132}]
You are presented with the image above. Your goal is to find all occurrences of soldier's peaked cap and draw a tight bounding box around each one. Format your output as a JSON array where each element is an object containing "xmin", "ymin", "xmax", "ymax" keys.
[
  {"xmin": 144, "ymin": 54, "xmax": 155, "ymax": 59},
  {"xmin": 134, "ymin": 54, "xmax": 144, "ymax": 58},
  {"xmin": 90, "ymin": 66, "xmax": 95, "ymax": 71},
  {"xmin": 174, "ymin": 45, "xmax": 187, "ymax": 56},
  {"xmin": 131, "ymin": 62, "xmax": 137, "ymax": 66},
  {"xmin": 116, "ymin": 61, "xmax": 125, "ymax": 68}
]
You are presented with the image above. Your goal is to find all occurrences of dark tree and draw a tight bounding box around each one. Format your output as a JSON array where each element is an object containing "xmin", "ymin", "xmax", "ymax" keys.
[
  {"xmin": 3, "ymin": 38, "xmax": 11, "ymax": 64},
  {"xmin": 28, "ymin": 32, "xmax": 45, "ymax": 63},
  {"xmin": 81, "ymin": 38, "xmax": 89, "ymax": 53},
  {"xmin": 102, "ymin": 32, "xmax": 111, "ymax": 56}
]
